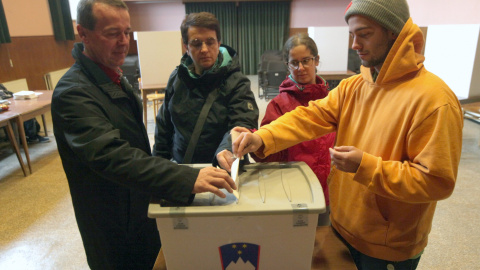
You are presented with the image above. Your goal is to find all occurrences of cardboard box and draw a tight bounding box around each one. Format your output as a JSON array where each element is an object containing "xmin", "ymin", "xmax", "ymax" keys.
[{"xmin": 148, "ymin": 162, "xmax": 326, "ymax": 269}]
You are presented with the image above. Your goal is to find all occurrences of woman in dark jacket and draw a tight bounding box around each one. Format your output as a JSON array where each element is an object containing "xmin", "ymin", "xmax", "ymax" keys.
[{"xmin": 154, "ymin": 12, "xmax": 258, "ymax": 167}]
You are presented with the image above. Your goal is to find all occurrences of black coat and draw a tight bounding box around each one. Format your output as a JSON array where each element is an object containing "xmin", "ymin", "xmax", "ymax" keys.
[
  {"xmin": 153, "ymin": 45, "xmax": 259, "ymax": 165},
  {"xmin": 52, "ymin": 43, "xmax": 199, "ymax": 270}
]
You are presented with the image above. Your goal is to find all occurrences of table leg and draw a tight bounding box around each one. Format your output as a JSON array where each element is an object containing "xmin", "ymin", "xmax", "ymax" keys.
[
  {"xmin": 4, "ymin": 121, "xmax": 28, "ymax": 176},
  {"xmin": 142, "ymin": 89, "xmax": 148, "ymax": 125},
  {"xmin": 41, "ymin": 114, "xmax": 48, "ymax": 136},
  {"xmin": 153, "ymin": 248, "xmax": 166, "ymax": 270},
  {"xmin": 15, "ymin": 116, "xmax": 32, "ymax": 174}
]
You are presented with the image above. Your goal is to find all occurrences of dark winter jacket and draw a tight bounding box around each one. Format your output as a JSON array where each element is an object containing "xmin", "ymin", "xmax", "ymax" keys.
[
  {"xmin": 253, "ymin": 75, "xmax": 336, "ymax": 205},
  {"xmin": 52, "ymin": 43, "xmax": 199, "ymax": 270},
  {"xmin": 153, "ymin": 45, "xmax": 258, "ymax": 165}
]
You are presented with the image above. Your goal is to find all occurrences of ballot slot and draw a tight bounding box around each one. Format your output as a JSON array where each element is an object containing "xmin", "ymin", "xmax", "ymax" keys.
[
  {"xmin": 281, "ymin": 170, "xmax": 292, "ymax": 202},
  {"xmin": 154, "ymin": 162, "xmax": 320, "ymax": 213}
]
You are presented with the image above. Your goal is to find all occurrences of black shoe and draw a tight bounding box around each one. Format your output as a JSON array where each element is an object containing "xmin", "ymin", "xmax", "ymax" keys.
[
  {"xmin": 27, "ymin": 135, "xmax": 50, "ymax": 144},
  {"xmin": 26, "ymin": 136, "xmax": 38, "ymax": 144},
  {"xmin": 37, "ymin": 135, "xmax": 50, "ymax": 143}
]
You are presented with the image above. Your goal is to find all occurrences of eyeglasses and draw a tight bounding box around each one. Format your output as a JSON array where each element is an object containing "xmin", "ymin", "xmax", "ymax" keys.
[
  {"xmin": 188, "ymin": 38, "xmax": 218, "ymax": 49},
  {"xmin": 287, "ymin": 57, "xmax": 316, "ymax": 70}
]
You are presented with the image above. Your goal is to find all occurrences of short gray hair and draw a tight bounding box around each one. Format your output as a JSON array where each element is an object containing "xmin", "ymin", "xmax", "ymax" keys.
[{"xmin": 77, "ymin": 0, "xmax": 128, "ymax": 30}]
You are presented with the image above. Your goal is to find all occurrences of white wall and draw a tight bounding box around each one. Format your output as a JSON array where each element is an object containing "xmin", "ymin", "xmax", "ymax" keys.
[
  {"xmin": 408, "ymin": 0, "xmax": 480, "ymax": 26},
  {"xmin": 134, "ymin": 31, "xmax": 182, "ymax": 86},
  {"xmin": 3, "ymin": 0, "xmax": 53, "ymax": 36},
  {"xmin": 290, "ymin": 0, "xmax": 480, "ymax": 28},
  {"xmin": 4, "ymin": 0, "xmax": 480, "ymax": 37},
  {"xmin": 290, "ymin": 0, "xmax": 349, "ymax": 28},
  {"xmin": 127, "ymin": 2, "xmax": 185, "ymax": 32},
  {"xmin": 308, "ymin": 26, "xmax": 349, "ymax": 72},
  {"xmin": 424, "ymin": 25, "xmax": 480, "ymax": 99}
]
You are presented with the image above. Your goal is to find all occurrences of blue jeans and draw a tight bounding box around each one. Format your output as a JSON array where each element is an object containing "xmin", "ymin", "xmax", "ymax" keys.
[{"xmin": 334, "ymin": 229, "xmax": 421, "ymax": 270}]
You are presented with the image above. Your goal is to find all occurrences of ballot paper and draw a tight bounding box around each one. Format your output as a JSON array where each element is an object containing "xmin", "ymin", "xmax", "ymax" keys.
[
  {"xmin": 230, "ymin": 129, "xmax": 243, "ymax": 201},
  {"xmin": 231, "ymin": 157, "xmax": 240, "ymax": 200}
]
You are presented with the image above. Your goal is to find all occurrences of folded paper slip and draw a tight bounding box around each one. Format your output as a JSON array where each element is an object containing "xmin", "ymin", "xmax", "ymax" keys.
[
  {"xmin": 13, "ymin": 91, "xmax": 38, "ymax": 99},
  {"xmin": 231, "ymin": 158, "xmax": 240, "ymax": 200}
]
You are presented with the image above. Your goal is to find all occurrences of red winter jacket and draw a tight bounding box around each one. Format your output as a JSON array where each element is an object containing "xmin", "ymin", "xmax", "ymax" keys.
[{"xmin": 254, "ymin": 75, "xmax": 335, "ymax": 205}]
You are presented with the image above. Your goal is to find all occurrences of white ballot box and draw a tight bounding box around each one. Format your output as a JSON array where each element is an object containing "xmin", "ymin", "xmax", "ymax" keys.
[{"xmin": 148, "ymin": 162, "xmax": 326, "ymax": 270}]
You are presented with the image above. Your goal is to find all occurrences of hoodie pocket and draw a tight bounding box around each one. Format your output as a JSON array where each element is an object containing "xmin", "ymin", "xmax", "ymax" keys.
[{"xmin": 329, "ymin": 168, "xmax": 390, "ymax": 245}]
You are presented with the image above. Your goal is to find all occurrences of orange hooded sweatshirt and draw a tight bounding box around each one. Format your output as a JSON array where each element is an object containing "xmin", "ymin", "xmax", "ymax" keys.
[{"xmin": 254, "ymin": 18, "xmax": 463, "ymax": 261}]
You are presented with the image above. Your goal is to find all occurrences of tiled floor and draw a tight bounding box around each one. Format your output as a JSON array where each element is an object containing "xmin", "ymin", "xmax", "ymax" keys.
[{"xmin": 0, "ymin": 75, "xmax": 479, "ymax": 269}]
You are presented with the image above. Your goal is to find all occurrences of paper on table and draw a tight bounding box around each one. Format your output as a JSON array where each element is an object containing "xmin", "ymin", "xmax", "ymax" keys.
[
  {"xmin": 231, "ymin": 157, "xmax": 240, "ymax": 200},
  {"xmin": 13, "ymin": 91, "xmax": 37, "ymax": 99}
]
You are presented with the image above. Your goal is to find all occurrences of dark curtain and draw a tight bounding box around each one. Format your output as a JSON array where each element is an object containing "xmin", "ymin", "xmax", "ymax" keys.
[
  {"xmin": 185, "ymin": 2, "xmax": 237, "ymax": 52},
  {"xmin": 48, "ymin": 0, "xmax": 75, "ymax": 41},
  {"xmin": 185, "ymin": 1, "xmax": 290, "ymax": 75},
  {"xmin": 238, "ymin": 1, "xmax": 290, "ymax": 74},
  {"xmin": 0, "ymin": 0, "xmax": 11, "ymax": 44}
]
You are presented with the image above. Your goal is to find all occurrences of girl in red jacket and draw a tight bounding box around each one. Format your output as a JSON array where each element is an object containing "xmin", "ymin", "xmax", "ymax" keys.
[{"xmin": 256, "ymin": 33, "xmax": 336, "ymax": 225}]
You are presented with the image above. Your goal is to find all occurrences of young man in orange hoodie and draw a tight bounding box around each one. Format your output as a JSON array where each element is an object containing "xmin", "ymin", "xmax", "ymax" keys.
[{"xmin": 233, "ymin": 0, "xmax": 463, "ymax": 269}]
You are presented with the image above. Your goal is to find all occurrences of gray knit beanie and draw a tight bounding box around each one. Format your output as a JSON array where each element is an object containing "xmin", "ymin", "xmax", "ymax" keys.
[{"xmin": 344, "ymin": 0, "xmax": 410, "ymax": 34}]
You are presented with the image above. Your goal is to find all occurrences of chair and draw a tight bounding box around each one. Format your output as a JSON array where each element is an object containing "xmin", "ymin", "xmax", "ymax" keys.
[
  {"xmin": 121, "ymin": 55, "xmax": 140, "ymax": 96},
  {"xmin": 2, "ymin": 78, "xmax": 28, "ymax": 93},
  {"xmin": 263, "ymin": 60, "xmax": 288, "ymax": 101},
  {"xmin": 257, "ymin": 50, "xmax": 283, "ymax": 98},
  {"xmin": 146, "ymin": 92, "xmax": 165, "ymax": 123},
  {"xmin": 44, "ymin": 68, "xmax": 69, "ymax": 90},
  {"xmin": 257, "ymin": 60, "xmax": 270, "ymax": 98}
]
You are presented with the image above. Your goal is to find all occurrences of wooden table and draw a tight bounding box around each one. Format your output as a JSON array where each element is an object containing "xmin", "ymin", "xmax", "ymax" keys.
[
  {"xmin": 153, "ymin": 226, "xmax": 357, "ymax": 270},
  {"xmin": 463, "ymin": 102, "xmax": 480, "ymax": 122},
  {"xmin": 139, "ymin": 83, "xmax": 167, "ymax": 125},
  {"xmin": 6, "ymin": 90, "xmax": 53, "ymax": 174},
  {"xmin": 0, "ymin": 111, "xmax": 28, "ymax": 176},
  {"xmin": 318, "ymin": 70, "xmax": 357, "ymax": 81},
  {"xmin": 463, "ymin": 102, "xmax": 480, "ymax": 145}
]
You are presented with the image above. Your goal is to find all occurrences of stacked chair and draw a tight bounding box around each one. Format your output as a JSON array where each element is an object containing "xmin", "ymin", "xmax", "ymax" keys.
[
  {"xmin": 257, "ymin": 50, "xmax": 288, "ymax": 100},
  {"xmin": 121, "ymin": 55, "xmax": 141, "ymax": 96}
]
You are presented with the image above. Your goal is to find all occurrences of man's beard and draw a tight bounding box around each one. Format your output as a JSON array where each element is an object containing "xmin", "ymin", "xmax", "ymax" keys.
[{"xmin": 361, "ymin": 38, "xmax": 396, "ymax": 68}]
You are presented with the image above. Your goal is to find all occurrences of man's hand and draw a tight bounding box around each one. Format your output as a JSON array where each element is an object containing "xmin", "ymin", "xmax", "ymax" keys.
[
  {"xmin": 232, "ymin": 126, "xmax": 263, "ymax": 158},
  {"xmin": 193, "ymin": 167, "xmax": 237, "ymax": 198},
  {"xmin": 329, "ymin": 146, "xmax": 363, "ymax": 173},
  {"xmin": 216, "ymin": 149, "xmax": 235, "ymax": 173}
]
